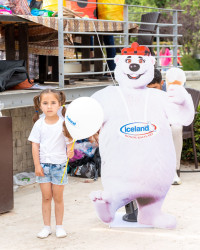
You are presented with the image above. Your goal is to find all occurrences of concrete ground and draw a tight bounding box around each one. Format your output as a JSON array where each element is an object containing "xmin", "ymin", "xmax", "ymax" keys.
[
  {"xmin": 1, "ymin": 79, "xmax": 200, "ymax": 250},
  {"xmin": 0, "ymin": 163, "xmax": 200, "ymax": 250}
]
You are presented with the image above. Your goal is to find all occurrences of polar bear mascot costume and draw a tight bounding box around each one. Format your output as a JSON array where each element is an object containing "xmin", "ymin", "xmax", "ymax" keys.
[{"xmin": 90, "ymin": 42, "xmax": 194, "ymax": 229}]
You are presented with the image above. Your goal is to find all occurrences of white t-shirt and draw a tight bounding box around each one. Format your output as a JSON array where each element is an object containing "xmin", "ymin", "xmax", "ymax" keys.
[{"xmin": 28, "ymin": 116, "xmax": 71, "ymax": 164}]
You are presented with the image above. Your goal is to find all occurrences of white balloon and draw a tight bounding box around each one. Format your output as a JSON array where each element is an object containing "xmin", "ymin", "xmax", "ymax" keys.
[{"xmin": 65, "ymin": 97, "xmax": 104, "ymax": 140}]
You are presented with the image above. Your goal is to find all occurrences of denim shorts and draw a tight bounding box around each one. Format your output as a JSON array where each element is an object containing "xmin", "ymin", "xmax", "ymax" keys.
[{"xmin": 36, "ymin": 162, "xmax": 68, "ymax": 185}]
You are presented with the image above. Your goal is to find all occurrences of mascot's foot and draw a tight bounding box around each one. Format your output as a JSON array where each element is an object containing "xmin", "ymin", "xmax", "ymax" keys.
[
  {"xmin": 153, "ymin": 214, "xmax": 176, "ymax": 229},
  {"xmin": 139, "ymin": 213, "xmax": 176, "ymax": 229},
  {"xmin": 90, "ymin": 191, "xmax": 115, "ymax": 223}
]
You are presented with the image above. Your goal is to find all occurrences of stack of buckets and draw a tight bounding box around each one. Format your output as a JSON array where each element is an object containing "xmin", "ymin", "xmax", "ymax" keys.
[{"xmin": 42, "ymin": 0, "xmax": 97, "ymax": 19}]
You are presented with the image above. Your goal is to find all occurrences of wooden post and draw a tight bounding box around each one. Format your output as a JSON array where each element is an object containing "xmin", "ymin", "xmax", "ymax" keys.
[
  {"xmin": 39, "ymin": 56, "xmax": 48, "ymax": 84},
  {"xmin": 5, "ymin": 24, "xmax": 15, "ymax": 61},
  {"xmin": 81, "ymin": 35, "xmax": 91, "ymax": 72},
  {"xmin": 0, "ymin": 117, "xmax": 13, "ymax": 214},
  {"xmin": 51, "ymin": 56, "xmax": 59, "ymax": 82},
  {"xmin": 18, "ymin": 23, "xmax": 29, "ymax": 71}
]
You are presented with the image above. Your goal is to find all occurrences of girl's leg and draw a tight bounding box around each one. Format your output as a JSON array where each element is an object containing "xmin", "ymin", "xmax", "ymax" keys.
[
  {"xmin": 37, "ymin": 183, "xmax": 52, "ymax": 238},
  {"xmin": 52, "ymin": 184, "xmax": 65, "ymax": 225},
  {"xmin": 52, "ymin": 184, "xmax": 66, "ymax": 238},
  {"xmin": 40, "ymin": 183, "xmax": 53, "ymax": 226}
]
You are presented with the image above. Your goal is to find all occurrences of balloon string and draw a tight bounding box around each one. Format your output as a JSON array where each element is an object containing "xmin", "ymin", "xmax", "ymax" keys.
[{"xmin": 61, "ymin": 139, "xmax": 76, "ymax": 184}]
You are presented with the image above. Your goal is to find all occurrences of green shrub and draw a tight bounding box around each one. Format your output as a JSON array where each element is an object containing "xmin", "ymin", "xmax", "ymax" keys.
[
  {"xmin": 181, "ymin": 55, "xmax": 200, "ymax": 71},
  {"xmin": 181, "ymin": 106, "xmax": 200, "ymax": 162}
]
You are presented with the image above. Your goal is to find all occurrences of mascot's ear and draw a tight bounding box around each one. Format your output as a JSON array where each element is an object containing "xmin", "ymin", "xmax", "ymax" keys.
[
  {"xmin": 114, "ymin": 55, "xmax": 121, "ymax": 65},
  {"xmin": 149, "ymin": 56, "xmax": 156, "ymax": 66}
]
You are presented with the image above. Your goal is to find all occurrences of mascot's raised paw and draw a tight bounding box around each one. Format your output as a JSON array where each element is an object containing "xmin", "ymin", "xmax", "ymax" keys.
[
  {"xmin": 167, "ymin": 84, "xmax": 188, "ymax": 105},
  {"xmin": 165, "ymin": 67, "xmax": 194, "ymax": 126},
  {"xmin": 166, "ymin": 67, "xmax": 188, "ymax": 105}
]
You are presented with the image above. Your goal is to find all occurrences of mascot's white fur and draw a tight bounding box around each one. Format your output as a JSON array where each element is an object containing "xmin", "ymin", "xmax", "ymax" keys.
[{"xmin": 90, "ymin": 42, "xmax": 194, "ymax": 229}]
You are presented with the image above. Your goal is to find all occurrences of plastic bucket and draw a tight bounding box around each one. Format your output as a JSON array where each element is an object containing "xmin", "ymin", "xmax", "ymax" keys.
[{"xmin": 42, "ymin": 0, "xmax": 66, "ymax": 11}]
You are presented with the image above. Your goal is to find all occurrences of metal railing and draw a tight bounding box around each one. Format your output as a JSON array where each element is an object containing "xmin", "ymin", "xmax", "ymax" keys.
[{"xmin": 58, "ymin": 0, "xmax": 183, "ymax": 88}]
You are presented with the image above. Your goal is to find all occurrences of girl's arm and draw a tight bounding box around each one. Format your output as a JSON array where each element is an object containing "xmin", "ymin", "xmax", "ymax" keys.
[
  {"xmin": 89, "ymin": 131, "xmax": 99, "ymax": 146},
  {"xmin": 32, "ymin": 142, "xmax": 44, "ymax": 176},
  {"xmin": 63, "ymin": 121, "xmax": 74, "ymax": 158},
  {"xmin": 66, "ymin": 142, "xmax": 74, "ymax": 159}
]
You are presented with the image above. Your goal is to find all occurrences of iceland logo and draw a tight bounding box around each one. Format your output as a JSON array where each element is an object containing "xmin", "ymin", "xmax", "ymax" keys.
[
  {"xmin": 66, "ymin": 115, "xmax": 76, "ymax": 126},
  {"xmin": 120, "ymin": 121, "xmax": 157, "ymax": 139}
]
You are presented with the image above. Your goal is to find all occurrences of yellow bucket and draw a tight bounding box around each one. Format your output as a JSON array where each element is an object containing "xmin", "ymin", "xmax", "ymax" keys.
[
  {"xmin": 97, "ymin": 0, "xmax": 125, "ymax": 21},
  {"xmin": 42, "ymin": 0, "xmax": 66, "ymax": 12}
]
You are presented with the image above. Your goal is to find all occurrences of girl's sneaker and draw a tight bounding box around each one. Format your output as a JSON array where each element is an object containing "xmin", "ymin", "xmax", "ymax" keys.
[
  {"xmin": 56, "ymin": 225, "xmax": 67, "ymax": 238},
  {"xmin": 37, "ymin": 226, "xmax": 52, "ymax": 239}
]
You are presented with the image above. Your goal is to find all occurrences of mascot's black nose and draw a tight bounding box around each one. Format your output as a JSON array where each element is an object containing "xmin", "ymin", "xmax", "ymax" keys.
[{"xmin": 129, "ymin": 63, "xmax": 140, "ymax": 72}]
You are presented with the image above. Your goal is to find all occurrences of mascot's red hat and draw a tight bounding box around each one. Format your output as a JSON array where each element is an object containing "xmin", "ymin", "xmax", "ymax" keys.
[{"xmin": 121, "ymin": 42, "xmax": 150, "ymax": 56}]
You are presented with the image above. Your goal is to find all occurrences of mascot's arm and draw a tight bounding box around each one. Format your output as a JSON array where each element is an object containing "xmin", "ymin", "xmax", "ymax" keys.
[{"xmin": 165, "ymin": 85, "xmax": 195, "ymax": 126}]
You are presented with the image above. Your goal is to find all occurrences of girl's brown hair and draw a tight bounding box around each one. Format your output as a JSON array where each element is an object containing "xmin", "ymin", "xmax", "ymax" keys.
[{"xmin": 32, "ymin": 89, "xmax": 72, "ymax": 140}]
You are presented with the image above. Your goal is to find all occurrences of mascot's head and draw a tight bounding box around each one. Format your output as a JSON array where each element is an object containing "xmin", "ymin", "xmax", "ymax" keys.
[{"xmin": 114, "ymin": 42, "xmax": 155, "ymax": 89}]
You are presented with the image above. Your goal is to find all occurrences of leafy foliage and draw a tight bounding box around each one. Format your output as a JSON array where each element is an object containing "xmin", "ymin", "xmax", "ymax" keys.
[
  {"xmin": 180, "ymin": 0, "xmax": 200, "ymax": 16},
  {"xmin": 182, "ymin": 106, "xmax": 200, "ymax": 162},
  {"xmin": 177, "ymin": 5, "xmax": 200, "ymax": 54},
  {"xmin": 181, "ymin": 55, "xmax": 200, "ymax": 71},
  {"xmin": 125, "ymin": 0, "xmax": 170, "ymax": 8},
  {"xmin": 126, "ymin": 0, "xmax": 140, "ymax": 5},
  {"xmin": 125, "ymin": 0, "xmax": 200, "ymax": 53}
]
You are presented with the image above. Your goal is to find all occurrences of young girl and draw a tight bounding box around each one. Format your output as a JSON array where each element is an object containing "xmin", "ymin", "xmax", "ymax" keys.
[{"xmin": 28, "ymin": 89, "xmax": 74, "ymax": 238}]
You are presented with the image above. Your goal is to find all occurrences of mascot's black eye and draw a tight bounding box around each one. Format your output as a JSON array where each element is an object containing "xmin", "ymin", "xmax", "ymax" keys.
[
  {"xmin": 125, "ymin": 58, "xmax": 131, "ymax": 63},
  {"xmin": 139, "ymin": 58, "xmax": 145, "ymax": 63}
]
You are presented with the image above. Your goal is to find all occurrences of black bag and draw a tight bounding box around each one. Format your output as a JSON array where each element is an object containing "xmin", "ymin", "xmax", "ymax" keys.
[
  {"xmin": 80, "ymin": 163, "xmax": 95, "ymax": 178},
  {"xmin": 92, "ymin": 148, "xmax": 101, "ymax": 177},
  {"xmin": 69, "ymin": 155, "xmax": 92, "ymax": 169},
  {"xmin": 71, "ymin": 162, "xmax": 96, "ymax": 179},
  {"xmin": 69, "ymin": 148, "xmax": 101, "ymax": 180},
  {"xmin": 0, "ymin": 60, "xmax": 30, "ymax": 92}
]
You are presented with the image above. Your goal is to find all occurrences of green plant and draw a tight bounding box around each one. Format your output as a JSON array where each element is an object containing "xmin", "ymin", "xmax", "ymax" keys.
[
  {"xmin": 181, "ymin": 55, "xmax": 200, "ymax": 71},
  {"xmin": 181, "ymin": 106, "xmax": 200, "ymax": 162}
]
